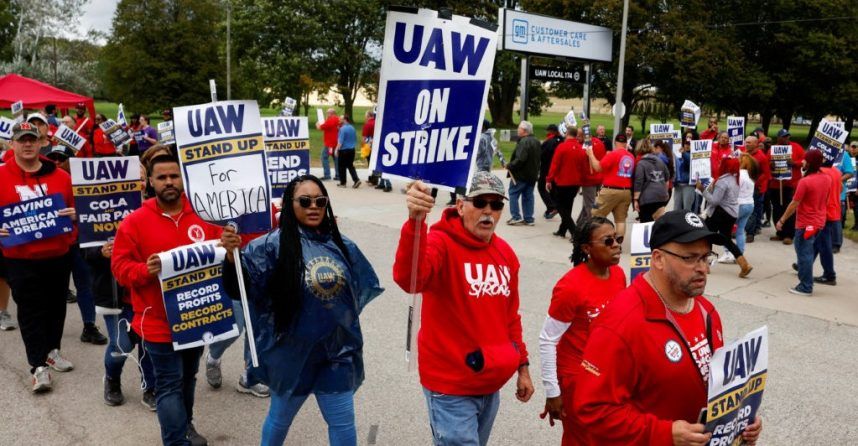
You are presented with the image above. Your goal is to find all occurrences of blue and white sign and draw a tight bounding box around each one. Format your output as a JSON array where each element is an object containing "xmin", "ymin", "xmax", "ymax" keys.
[
  {"xmin": 70, "ymin": 157, "xmax": 143, "ymax": 247},
  {"xmin": 0, "ymin": 194, "xmax": 74, "ymax": 248},
  {"xmin": 0, "ymin": 116, "xmax": 14, "ymax": 141},
  {"xmin": 681, "ymin": 100, "xmax": 701, "ymax": 129},
  {"xmin": 158, "ymin": 241, "xmax": 240, "ymax": 350},
  {"xmin": 727, "ymin": 116, "xmax": 745, "ymax": 150},
  {"xmin": 770, "ymin": 145, "xmax": 792, "ymax": 181},
  {"xmin": 263, "ymin": 116, "xmax": 310, "ymax": 201},
  {"xmin": 498, "ymin": 8, "xmax": 613, "ymax": 62},
  {"xmin": 691, "ymin": 140, "xmax": 712, "ymax": 184},
  {"xmin": 808, "ymin": 120, "xmax": 848, "ymax": 165},
  {"xmin": 173, "ymin": 100, "xmax": 272, "ymax": 233},
  {"xmin": 705, "ymin": 326, "xmax": 768, "ymax": 445},
  {"xmin": 54, "ymin": 124, "xmax": 86, "ymax": 153},
  {"xmin": 630, "ymin": 222, "xmax": 654, "ymax": 281},
  {"xmin": 11, "ymin": 100, "xmax": 24, "ymax": 123},
  {"xmin": 99, "ymin": 119, "xmax": 131, "ymax": 148},
  {"xmin": 370, "ymin": 8, "xmax": 498, "ymax": 191}
]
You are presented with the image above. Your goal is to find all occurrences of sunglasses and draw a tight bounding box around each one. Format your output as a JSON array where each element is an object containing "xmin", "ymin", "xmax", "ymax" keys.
[
  {"xmin": 465, "ymin": 197, "xmax": 505, "ymax": 211},
  {"xmin": 591, "ymin": 235, "xmax": 623, "ymax": 247},
  {"xmin": 294, "ymin": 195, "xmax": 329, "ymax": 208}
]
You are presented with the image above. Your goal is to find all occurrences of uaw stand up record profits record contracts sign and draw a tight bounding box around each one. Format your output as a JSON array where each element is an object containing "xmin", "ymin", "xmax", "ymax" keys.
[
  {"xmin": 370, "ymin": 7, "xmax": 498, "ymax": 191},
  {"xmin": 705, "ymin": 326, "xmax": 768, "ymax": 446},
  {"xmin": 173, "ymin": 100, "xmax": 271, "ymax": 232},
  {"xmin": 158, "ymin": 241, "xmax": 240, "ymax": 350}
]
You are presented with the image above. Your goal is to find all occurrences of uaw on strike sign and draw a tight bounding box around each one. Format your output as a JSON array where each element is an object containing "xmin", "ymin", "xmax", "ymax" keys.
[
  {"xmin": 158, "ymin": 241, "xmax": 239, "ymax": 350},
  {"xmin": 173, "ymin": 100, "xmax": 271, "ymax": 233},
  {"xmin": 369, "ymin": 7, "xmax": 498, "ymax": 191}
]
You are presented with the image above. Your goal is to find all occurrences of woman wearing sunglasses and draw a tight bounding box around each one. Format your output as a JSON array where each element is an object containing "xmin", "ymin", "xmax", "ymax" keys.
[
  {"xmin": 538, "ymin": 217, "xmax": 627, "ymax": 445},
  {"xmin": 221, "ymin": 174, "xmax": 383, "ymax": 446}
]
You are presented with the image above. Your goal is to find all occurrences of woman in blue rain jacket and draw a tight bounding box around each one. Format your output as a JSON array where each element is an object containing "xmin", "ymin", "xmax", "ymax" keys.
[{"xmin": 222, "ymin": 174, "xmax": 383, "ymax": 446}]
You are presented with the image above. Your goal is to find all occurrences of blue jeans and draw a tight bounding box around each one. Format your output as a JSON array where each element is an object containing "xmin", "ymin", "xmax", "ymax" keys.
[
  {"xmin": 794, "ymin": 229, "xmax": 817, "ymax": 293},
  {"xmin": 144, "ymin": 341, "xmax": 203, "ymax": 446},
  {"xmin": 321, "ymin": 147, "xmax": 339, "ymax": 180},
  {"xmin": 422, "ymin": 388, "xmax": 500, "ymax": 446},
  {"xmin": 812, "ymin": 221, "xmax": 837, "ymax": 280},
  {"xmin": 104, "ymin": 304, "xmax": 155, "ymax": 388},
  {"xmin": 261, "ymin": 391, "xmax": 356, "ymax": 446},
  {"xmin": 508, "ymin": 180, "xmax": 536, "ymax": 222},
  {"xmin": 71, "ymin": 245, "xmax": 96, "ymax": 324},
  {"xmin": 207, "ymin": 300, "xmax": 262, "ymax": 385},
  {"xmin": 735, "ymin": 204, "xmax": 755, "ymax": 253},
  {"xmin": 749, "ymin": 190, "xmax": 765, "ymax": 235},
  {"xmin": 673, "ymin": 184, "xmax": 696, "ymax": 212}
]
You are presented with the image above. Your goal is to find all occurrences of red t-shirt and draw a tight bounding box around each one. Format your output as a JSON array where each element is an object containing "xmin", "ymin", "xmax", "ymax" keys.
[
  {"xmin": 710, "ymin": 143, "xmax": 732, "ymax": 178},
  {"xmin": 549, "ymin": 264, "xmax": 626, "ymax": 377},
  {"xmin": 794, "ymin": 172, "xmax": 832, "ymax": 230},
  {"xmin": 750, "ymin": 149, "xmax": 771, "ymax": 193},
  {"xmin": 769, "ymin": 142, "xmax": 805, "ymax": 189},
  {"xmin": 582, "ymin": 137, "xmax": 606, "ymax": 186},
  {"xmin": 319, "ymin": 116, "xmax": 341, "ymax": 148},
  {"xmin": 672, "ymin": 307, "xmax": 713, "ymax": 384},
  {"xmin": 599, "ymin": 146, "xmax": 635, "ymax": 188},
  {"xmin": 546, "ymin": 139, "xmax": 586, "ymax": 186},
  {"xmin": 820, "ymin": 167, "xmax": 842, "ymax": 222}
]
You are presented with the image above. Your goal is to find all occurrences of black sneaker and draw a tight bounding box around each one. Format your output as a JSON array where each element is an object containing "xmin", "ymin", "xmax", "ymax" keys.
[
  {"xmin": 792, "ymin": 263, "xmax": 798, "ymax": 272},
  {"xmin": 66, "ymin": 290, "xmax": 77, "ymax": 303},
  {"xmin": 813, "ymin": 276, "xmax": 837, "ymax": 286},
  {"xmin": 141, "ymin": 388, "xmax": 157, "ymax": 411},
  {"xmin": 104, "ymin": 376, "xmax": 125, "ymax": 406},
  {"xmin": 186, "ymin": 423, "xmax": 208, "ymax": 446},
  {"xmin": 81, "ymin": 324, "xmax": 108, "ymax": 345}
]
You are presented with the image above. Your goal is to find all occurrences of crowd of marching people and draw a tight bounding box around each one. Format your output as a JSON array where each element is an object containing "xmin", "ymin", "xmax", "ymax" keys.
[{"xmin": 1, "ymin": 100, "xmax": 854, "ymax": 446}]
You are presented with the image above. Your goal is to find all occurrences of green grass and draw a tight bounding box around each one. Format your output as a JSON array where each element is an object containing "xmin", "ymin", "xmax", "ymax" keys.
[{"xmin": 845, "ymin": 208, "xmax": 858, "ymax": 243}]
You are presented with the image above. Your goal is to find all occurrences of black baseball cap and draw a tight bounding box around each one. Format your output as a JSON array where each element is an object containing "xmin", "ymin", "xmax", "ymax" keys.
[
  {"xmin": 614, "ymin": 133, "xmax": 627, "ymax": 143},
  {"xmin": 546, "ymin": 124, "xmax": 559, "ymax": 132},
  {"xmin": 649, "ymin": 211, "xmax": 727, "ymax": 249}
]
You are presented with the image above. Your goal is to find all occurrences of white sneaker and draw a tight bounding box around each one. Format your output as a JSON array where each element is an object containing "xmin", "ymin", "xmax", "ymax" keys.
[
  {"xmin": 46, "ymin": 349, "xmax": 74, "ymax": 372},
  {"xmin": 717, "ymin": 252, "xmax": 736, "ymax": 264},
  {"xmin": 0, "ymin": 311, "xmax": 17, "ymax": 331},
  {"xmin": 32, "ymin": 366, "xmax": 52, "ymax": 393},
  {"xmin": 237, "ymin": 375, "xmax": 270, "ymax": 398}
]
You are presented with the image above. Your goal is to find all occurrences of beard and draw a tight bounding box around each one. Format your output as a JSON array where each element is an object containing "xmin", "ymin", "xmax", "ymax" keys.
[
  {"xmin": 156, "ymin": 186, "xmax": 181, "ymax": 204},
  {"xmin": 665, "ymin": 266, "xmax": 707, "ymax": 298}
]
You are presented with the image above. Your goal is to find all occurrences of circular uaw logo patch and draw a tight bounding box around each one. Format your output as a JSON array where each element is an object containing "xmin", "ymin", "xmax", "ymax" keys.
[
  {"xmin": 664, "ymin": 340, "xmax": 683, "ymax": 363},
  {"xmin": 305, "ymin": 256, "xmax": 345, "ymax": 303},
  {"xmin": 685, "ymin": 213, "xmax": 705, "ymax": 228},
  {"xmin": 187, "ymin": 224, "xmax": 205, "ymax": 243}
]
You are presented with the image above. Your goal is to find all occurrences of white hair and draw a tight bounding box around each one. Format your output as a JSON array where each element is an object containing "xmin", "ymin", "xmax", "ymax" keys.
[{"xmin": 518, "ymin": 121, "xmax": 533, "ymax": 135}]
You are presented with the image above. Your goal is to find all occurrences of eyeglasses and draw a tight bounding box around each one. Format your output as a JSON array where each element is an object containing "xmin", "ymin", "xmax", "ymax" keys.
[
  {"xmin": 657, "ymin": 248, "xmax": 717, "ymax": 266},
  {"xmin": 464, "ymin": 197, "xmax": 505, "ymax": 211},
  {"xmin": 590, "ymin": 235, "xmax": 624, "ymax": 247},
  {"xmin": 294, "ymin": 195, "xmax": 329, "ymax": 208}
]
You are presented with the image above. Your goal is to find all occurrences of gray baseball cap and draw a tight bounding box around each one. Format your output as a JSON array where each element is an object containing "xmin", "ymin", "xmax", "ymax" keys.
[{"xmin": 466, "ymin": 171, "xmax": 507, "ymax": 199}]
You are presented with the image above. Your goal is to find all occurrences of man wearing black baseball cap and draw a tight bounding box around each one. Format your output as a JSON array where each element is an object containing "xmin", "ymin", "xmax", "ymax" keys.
[
  {"xmin": 538, "ymin": 123, "xmax": 563, "ymax": 219},
  {"xmin": 574, "ymin": 210, "xmax": 763, "ymax": 445}
]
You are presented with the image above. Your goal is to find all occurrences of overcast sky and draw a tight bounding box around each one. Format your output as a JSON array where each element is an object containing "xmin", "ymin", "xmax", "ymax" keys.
[{"xmin": 77, "ymin": 0, "xmax": 117, "ymax": 42}]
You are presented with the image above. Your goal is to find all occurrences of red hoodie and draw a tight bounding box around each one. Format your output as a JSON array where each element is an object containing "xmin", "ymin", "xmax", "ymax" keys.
[
  {"xmin": 111, "ymin": 195, "xmax": 223, "ymax": 342},
  {"xmin": 547, "ymin": 138, "xmax": 587, "ymax": 187},
  {"xmin": 573, "ymin": 275, "xmax": 724, "ymax": 445},
  {"xmin": 393, "ymin": 208, "xmax": 528, "ymax": 395},
  {"xmin": 0, "ymin": 154, "xmax": 76, "ymax": 259},
  {"xmin": 319, "ymin": 115, "xmax": 341, "ymax": 149}
]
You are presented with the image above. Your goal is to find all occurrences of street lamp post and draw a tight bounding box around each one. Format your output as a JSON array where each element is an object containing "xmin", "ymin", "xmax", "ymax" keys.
[{"xmin": 612, "ymin": 0, "xmax": 629, "ymax": 138}]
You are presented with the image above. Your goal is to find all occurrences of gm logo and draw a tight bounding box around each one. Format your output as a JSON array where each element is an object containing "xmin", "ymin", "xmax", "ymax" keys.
[{"xmin": 512, "ymin": 19, "xmax": 528, "ymax": 43}]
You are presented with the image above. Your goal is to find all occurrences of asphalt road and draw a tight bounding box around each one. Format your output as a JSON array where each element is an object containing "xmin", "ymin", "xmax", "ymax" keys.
[{"xmin": 1, "ymin": 168, "xmax": 855, "ymax": 445}]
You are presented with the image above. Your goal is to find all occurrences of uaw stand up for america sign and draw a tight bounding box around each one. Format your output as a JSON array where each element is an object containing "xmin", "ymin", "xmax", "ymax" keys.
[
  {"xmin": 369, "ymin": 7, "xmax": 498, "ymax": 191},
  {"xmin": 70, "ymin": 157, "xmax": 142, "ymax": 247},
  {"xmin": 263, "ymin": 116, "xmax": 310, "ymax": 202},
  {"xmin": 158, "ymin": 241, "xmax": 239, "ymax": 350},
  {"xmin": 705, "ymin": 326, "xmax": 768, "ymax": 446}
]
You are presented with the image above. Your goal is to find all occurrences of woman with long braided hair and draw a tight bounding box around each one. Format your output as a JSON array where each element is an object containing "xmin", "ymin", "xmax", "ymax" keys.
[
  {"xmin": 221, "ymin": 174, "xmax": 383, "ymax": 446},
  {"xmin": 538, "ymin": 217, "xmax": 627, "ymax": 445}
]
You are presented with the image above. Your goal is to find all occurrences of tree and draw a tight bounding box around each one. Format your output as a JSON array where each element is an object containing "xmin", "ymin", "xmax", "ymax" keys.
[
  {"xmin": 0, "ymin": 1, "xmax": 16, "ymax": 62},
  {"xmin": 101, "ymin": 0, "xmax": 225, "ymax": 113}
]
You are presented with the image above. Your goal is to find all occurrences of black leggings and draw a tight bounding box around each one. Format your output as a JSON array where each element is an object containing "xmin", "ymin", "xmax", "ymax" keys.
[
  {"xmin": 337, "ymin": 150, "xmax": 359, "ymax": 185},
  {"xmin": 554, "ymin": 185, "xmax": 579, "ymax": 237},
  {"xmin": 638, "ymin": 201, "xmax": 667, "ymax": 223},
  {"xmin": 706, "ymin": 206, "xmax": 743, "ymax": 257}
]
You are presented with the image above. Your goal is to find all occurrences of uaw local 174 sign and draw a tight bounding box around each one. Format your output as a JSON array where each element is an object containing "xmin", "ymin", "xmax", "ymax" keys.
[
  {"xmin": 370, "ymin": 7, "xmax": 498, "ymax": 191},
  {"xmin": 173, "ymin": 100, "xmax": 271, "ymax": 233},
  {"xmin": 629, "ymin": 221, "xmax": 654, "ymax": 281},
  {"xmin": 263, "ymin": 116, "xmax": 310, "ymax": 201},
  {"xmin": 158, "ymin": 240, "xmax": 239, "ymax": 350},
  {"xmin": 705, "ymin": 326, "xmax": 768, "ymax": 446},
  {"xmin": 0, "ymin": 194, "xmax": 74, "ymax": 248},
  {"xmin": 70, "ymin": 157, "xmax": 143, "ymax": 247},
  {"xmin": 808, "ymin": 120, "xmax": 848, "ymax": 164},
  {"xmin": 690, "ymin": 140, "xmax": 712, "ymax": 185}
]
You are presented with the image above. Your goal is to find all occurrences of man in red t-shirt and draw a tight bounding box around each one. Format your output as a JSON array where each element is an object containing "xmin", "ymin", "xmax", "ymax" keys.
[
  {"xmin": 586, "ymin": 133, "xmax": 635, "ymax": 237},
  {"xmin": 546, "ymin": 126, "xmax": 586, "ymax": 238},
  {"xmin": 776, "ymin": 149, "xmax": 830, "ymax": 296},
  {"xmin": 74, "ymin": 103, "xmax": 94, "ymax": 145},
  {"xmin": 808, "ymin": 159, "xmax": 843, "ymax": 286},
  {"xmin": 574, "ymin": 210, "xmax": 762, "ymax": 445},
  {"xmin": 744, "ymin": 136, "xmax": 770, "ymax": 240},
  {"xmin": 578, "ymin": 128, "xmax": 606, "ymax": 226},
  {"xmin": 768, "ymin": 129, "xmax": 805, "ymax": 244},
  {"xmin": 699, "ymin": 117, "xmax": 719, "ymax": 141},
  {"xmin": 315, "ymin": 108, "xmax": 340, "ymax": 181}
]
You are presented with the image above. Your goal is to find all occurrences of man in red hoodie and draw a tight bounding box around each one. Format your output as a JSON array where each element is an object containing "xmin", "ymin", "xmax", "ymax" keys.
[
  {"xmin": 316, "ymin": 108, "xmax": 340, "ymax": 181},
  {"xmin": 394, "ymin": 171, "xmax": 533, "ymax": 445},
  {"xmin": 574, "ymin": 210, "xmax": 762, "ymax": 445},
  {"xmin": 0, "ymin": 122, "xmax": 77, "ymax": 393},
  {"xmin": 112, "ymin": 155, "xmax": 222, "ymax": 445}
]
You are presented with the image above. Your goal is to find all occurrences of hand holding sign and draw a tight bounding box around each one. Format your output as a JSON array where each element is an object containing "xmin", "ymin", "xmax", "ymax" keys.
[
  {"xmin": 147, "ymin": 254, "xmax": 162, "ymax": 275},
  {"xmin": 671, "ymin": 420, "xmax": 710, "ymax": 446},
  {"xmin": 406, "ymin": 181, "xmax": 435, "ymax": 220}
]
